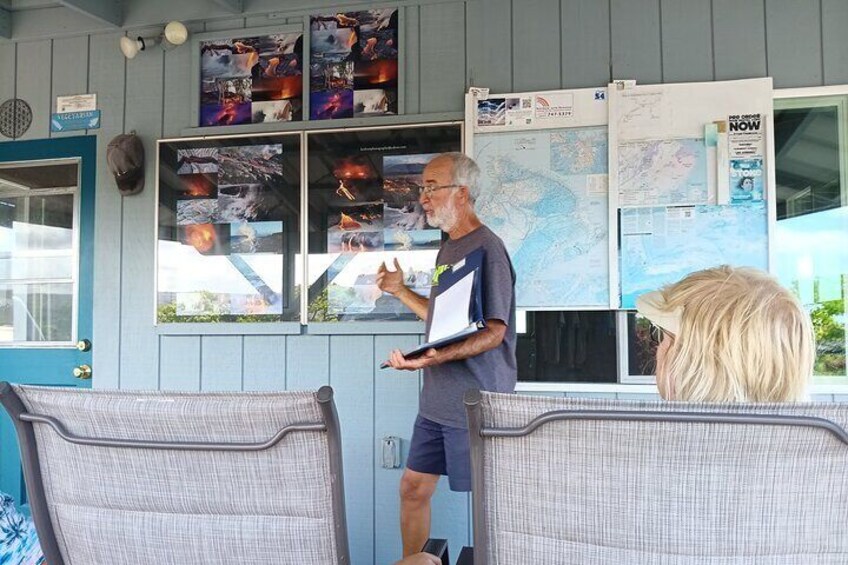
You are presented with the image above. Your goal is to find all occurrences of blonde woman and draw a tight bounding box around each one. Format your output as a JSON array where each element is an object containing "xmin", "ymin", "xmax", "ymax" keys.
[{"xmin": 636, "ymin": 265, "xmax": 815, "ymax": 402}]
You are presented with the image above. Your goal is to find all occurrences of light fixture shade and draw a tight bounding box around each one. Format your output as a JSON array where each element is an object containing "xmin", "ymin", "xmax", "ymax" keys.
[
  {"xmin": 120, "ymin": 36, "xmax": 141, "ymax": 59},
  {"xmin": 164, "ymin": 21, "xmax": 189, "ymax": 46}
]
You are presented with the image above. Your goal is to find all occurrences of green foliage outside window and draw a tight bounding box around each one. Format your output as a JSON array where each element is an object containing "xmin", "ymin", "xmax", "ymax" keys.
[
  {"xmin": 157, "ymin": 291, "xmax": 277, "ymax": 324},
  {"xmin": 810, "ymin": 299, "xmax": 847, "ymax": 376}
]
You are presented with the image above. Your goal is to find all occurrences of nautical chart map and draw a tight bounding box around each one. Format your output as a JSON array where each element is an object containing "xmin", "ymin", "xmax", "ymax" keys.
[
  {"xmin": 619, "ymin": 202, "xmax": 768, "ymax": 308},
  {"xmin": 618, "ymin": 138, "xmax": 708, "ymax": 206},
  {"xmin": 475, "ymin": 126, "xmax": 609, "ymax": 307}
]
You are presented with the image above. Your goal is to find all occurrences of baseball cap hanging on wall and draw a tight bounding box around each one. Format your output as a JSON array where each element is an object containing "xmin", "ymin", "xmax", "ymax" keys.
[
  {"xmin": 0, "ymin": 99, "xmax": 33, "ymax": 139},
  {"xmin": 106, "ymin": 132, "xmax": 145, "ymax": 195}
]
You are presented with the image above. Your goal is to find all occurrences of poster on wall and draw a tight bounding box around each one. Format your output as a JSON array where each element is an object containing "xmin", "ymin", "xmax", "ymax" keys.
[
  {"xmin": 608, "ymin": 77, "xmax": 774, "ymax": 308},
  {"xmin": 469, "ymin": 87, "xmax": 611, "ymax": 309},
  {"xmin": 618, "ymin": 203, "xmax": 768, "ymax": 308},
  {"xmin": 309, "ymin": 9, "xmax": 399, "ymax": 120},
  {"xmin": 728, "ymin": 113, "xmax": 765, "ymax": 204},
  {"xmin": 476, "ymin": 96, "xmax": 533, "ymax": 129},
  {"xmin": 199, "ymin": 31, "xmax": 303, "ymax": 127},
  {"xmin": 306, "ymin": 124, "xmax": 461, "ymax": 322},
  {"xmin": 157, "ymin": 135, "xmax": 302, "ymax": 323}
]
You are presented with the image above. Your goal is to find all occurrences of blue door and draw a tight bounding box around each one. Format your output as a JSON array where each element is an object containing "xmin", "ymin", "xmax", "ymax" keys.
[{"xmin": 0, "ymin": 136, "xmax": 96, "ymax": 508}]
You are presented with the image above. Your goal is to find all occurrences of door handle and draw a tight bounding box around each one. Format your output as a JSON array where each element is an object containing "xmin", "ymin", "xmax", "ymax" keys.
[
  {"xmin": 73, "ymin": 365, "xmax": 92, "ymax": 380},
  {"xmin": 76, "ymin": 339, "xmax": 92, "ymax": 352}
]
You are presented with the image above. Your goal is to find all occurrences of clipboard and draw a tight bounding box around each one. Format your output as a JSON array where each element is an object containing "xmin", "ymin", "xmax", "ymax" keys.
[{"xmin": 381, "ymin": 247, "xmax": 486, "ymax": 369}]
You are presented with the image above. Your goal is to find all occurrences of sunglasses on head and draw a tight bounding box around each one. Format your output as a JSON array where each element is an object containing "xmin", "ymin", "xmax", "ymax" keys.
[{"xmin": 648, "ymin": 323, "xmax": 668, "ymax": 347}]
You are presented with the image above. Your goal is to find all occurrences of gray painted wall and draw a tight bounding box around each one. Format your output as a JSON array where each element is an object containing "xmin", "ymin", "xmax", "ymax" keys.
[{"xmin": 1, "ymin": 0, "xmax": 847, "ymax": 562}]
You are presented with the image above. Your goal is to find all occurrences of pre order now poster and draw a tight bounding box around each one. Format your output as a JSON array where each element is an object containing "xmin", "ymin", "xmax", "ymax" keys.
[{"xmin": 309, "ymin": 9, "xmax": 399, "ymax": 120}]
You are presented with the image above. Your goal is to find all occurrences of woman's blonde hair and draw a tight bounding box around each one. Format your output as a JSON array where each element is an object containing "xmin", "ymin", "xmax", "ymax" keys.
[{"xmin": 657, "ymin": 266, "xmax": 814, "ymax": 402}]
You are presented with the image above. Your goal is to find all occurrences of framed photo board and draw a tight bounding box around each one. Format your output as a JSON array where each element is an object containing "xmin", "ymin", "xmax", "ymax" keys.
[
  {"xmin": 192, "ymin": 24, "xmax": 305, "ymax": 128},
  {"xmin": 309, "ymin": 9, "xmax": 399, "ymax": 120},
  {"xmin": 156, "ymin": 132, "xmax": 302, "ymax": 323},
  {"xmin": 306, "ymin": 122, "xmax": 462, "ymax": 321}
]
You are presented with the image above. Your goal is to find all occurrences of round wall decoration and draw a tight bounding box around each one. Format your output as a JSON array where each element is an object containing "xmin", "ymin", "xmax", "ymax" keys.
[{"xmin": 0, "ymin": 99, "xmax": 33, "ymax": 140}]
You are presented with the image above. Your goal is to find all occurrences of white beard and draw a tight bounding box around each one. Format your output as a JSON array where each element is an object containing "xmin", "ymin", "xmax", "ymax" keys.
[{"xmin": 427, "ymin": 202, "xmax": 458, "ymax": 232}]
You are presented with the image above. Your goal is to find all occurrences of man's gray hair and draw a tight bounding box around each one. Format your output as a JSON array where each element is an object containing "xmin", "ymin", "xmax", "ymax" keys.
[{"xmin": 437, "ymin": 152, "xmax": 481, "ymax": 202}]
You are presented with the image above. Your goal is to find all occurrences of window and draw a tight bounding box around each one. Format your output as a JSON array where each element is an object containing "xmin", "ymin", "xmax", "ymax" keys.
[
  {"xmin": 624, "ymin": 312, "xmax": 656, "ymax": 382},
  {"xmin": 517, "ymin": 310, "xmax": 618, "ymax": 383},
  {"xmin": 774, "ymin": 93, "xmax": 848, "ymax": 379},
  {"xmin": 0, "ymin": 161, "xmax": 79, "ymax": 344}
]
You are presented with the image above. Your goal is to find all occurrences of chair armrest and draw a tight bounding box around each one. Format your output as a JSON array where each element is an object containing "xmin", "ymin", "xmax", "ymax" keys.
[
  {"xmin": 421, "ymin": 538, "xmax": 449, "ymax": 565},
  {"xmin": 457, "ymin": 546, "xmax": 474, "ymax": 565}
]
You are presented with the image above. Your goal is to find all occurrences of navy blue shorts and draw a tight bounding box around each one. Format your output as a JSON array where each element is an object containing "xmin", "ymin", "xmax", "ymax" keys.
[{"xmin": 406, "ymin": 415, "xmax": 472, "ymax": 492}]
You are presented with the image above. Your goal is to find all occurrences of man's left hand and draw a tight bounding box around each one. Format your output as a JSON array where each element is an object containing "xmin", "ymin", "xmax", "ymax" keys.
[
  {"xmin": 386, "ymin": 348, "xmax": 438, "ymax": 371},
  {"xmin": 394, "ymin": 553, "xmax": 442, "ymax": 565}
]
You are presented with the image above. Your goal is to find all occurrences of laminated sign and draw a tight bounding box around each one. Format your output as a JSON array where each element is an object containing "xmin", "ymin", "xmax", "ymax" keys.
[{"xmin": 50, "ymin": 110, "xmax": 101, "ymax": 132}]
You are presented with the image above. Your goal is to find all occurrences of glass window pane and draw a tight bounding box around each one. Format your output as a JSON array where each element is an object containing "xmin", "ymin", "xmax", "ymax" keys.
[
  {"xmin": 0, "ymin": 161, "xmax": 78, "ymax": 345},
  {"xmin": 774, "ymin": 100, "xmax": 847, "ymax": 377},
  {"xmin": 0, "ymin": 194, "xmax": 74, "ymax": 281},
  {"xmin": 774, "ymin": 105, "xmax": 842, "ymax": 219},
  {"xmin": 306, "ymin": 124, "xmax": 461, "ymax": 322},
  {"xmin": 0, "ymin": 162, "xmax": 78, "ymax": 190},
  {"xmin": 518, "ymin": 311, "xmax": 617, "ymax": 383},
  {"xmin": 627, "ymin": 312, "xmax": 657, "ymax": 377},
  {"xmin": 157, "ymin": 135, "xmax": 301, "ymax": 323},
  {"xmin": 0, "ymin": 283, "xmax": 73, "ymax": 343},
  {"xmin": 774, "ymin": 207, "xmax": 847, "ymax": 377}
]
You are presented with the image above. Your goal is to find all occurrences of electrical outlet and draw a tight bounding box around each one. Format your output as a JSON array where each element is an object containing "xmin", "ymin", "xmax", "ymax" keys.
[{"xmin": 381, "ymin": 436, "xmax": 401, "ymax": 469}]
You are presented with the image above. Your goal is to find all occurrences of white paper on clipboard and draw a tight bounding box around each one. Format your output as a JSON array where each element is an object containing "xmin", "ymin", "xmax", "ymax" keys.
[{"xmin": 427, "ymin": 270, "xmax": 476, "ymax": 342}]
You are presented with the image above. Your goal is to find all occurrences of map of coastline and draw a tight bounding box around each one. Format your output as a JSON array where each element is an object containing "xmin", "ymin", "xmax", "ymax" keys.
[
  {"xmin": 475, "ymin": 126, "xmax": 610, "ymax": 308},
  {"xmin": 618, "ymin": 138, "xmax": 708, "ymax": 207},
  {"xmin": 619, "ymin": 202, "xmax": 768, "ymax": 308}
]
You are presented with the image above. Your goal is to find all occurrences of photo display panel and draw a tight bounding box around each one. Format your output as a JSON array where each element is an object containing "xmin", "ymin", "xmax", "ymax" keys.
[
  {"xmin": 157, "ymin": 134, "xmax": 301, "ymax": 322},
  {"xmin": 307, "ymin": 123, "xmax": 462, "ymax": 321},
  {"xmin": 199, "ymin": 31, "xmax": 304, "ymax": 126},
  {"xmin": 309, "ymin": 9, "xmax": 399, "ymax": 120}
]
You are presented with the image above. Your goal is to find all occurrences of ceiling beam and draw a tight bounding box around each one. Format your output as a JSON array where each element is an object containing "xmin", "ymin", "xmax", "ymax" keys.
[
  {"xmin": 210, "ymin": 0, "xmax": 244, "ymax": 14},
  {"xmin": 0, "ymin": 7, "xmax": 10, "ymax": 39},
  {"xmin": 57, "ymin": 0, "xmax": 122, "ymax": 27}
]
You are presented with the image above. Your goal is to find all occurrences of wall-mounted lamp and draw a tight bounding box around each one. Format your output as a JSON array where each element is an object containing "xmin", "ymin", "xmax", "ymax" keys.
[
  {"xmin": 120, "ymin": 21, "xmax": 189, "ymax": 59},
  {"xmin": 119, "ymin": 36, "xmax": 151, "ymax": 59}
]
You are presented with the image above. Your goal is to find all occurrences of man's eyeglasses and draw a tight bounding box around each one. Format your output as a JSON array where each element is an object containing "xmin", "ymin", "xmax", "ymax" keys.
[{"xmin": 419, "ymin": 183, "xmax": 462, "ymax": 197}]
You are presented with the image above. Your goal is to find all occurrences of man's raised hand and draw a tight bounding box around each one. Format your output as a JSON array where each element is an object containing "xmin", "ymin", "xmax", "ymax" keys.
[{"xmin": 376, "ymin": 257, "xmax": 405, "ymax": 296}]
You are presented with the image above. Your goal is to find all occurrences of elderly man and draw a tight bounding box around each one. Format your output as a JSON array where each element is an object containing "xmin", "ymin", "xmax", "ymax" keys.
[{"xmin": 377, "ymin": 152, "xmax": 517, "ymax": 557}]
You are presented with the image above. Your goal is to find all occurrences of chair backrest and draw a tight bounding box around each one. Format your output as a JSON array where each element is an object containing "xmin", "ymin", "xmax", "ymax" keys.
[
  {"xmin": 0, "ymin": 382, "xmax": 349, "ymax": 565},
  {"xmin": 465, "ymin": 390, "xmax": 848, "ymax": 565}
]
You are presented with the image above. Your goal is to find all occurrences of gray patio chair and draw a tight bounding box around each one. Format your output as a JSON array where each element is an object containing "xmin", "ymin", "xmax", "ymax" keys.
[
  {"xmin": 458, "ymin": 389, "xmax": 848, "ymax": 565},
  {"xmin": 0, "ymin": 382, "xmax": 349, "ymax": 565}
]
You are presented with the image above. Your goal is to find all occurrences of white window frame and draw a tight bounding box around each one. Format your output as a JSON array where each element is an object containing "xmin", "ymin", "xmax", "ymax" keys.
[{"xmin": 773, "ymin": 85, "xmax": 848, "ymax": 392}]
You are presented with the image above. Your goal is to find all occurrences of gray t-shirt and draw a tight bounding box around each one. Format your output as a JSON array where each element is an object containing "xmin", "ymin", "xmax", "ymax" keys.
[{"xmin": 419, "ymin": 225, "xmax": 517, "ymax": 428}]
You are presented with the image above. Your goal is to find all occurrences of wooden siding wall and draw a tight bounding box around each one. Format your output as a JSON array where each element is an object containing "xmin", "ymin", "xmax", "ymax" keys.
[{"xmin": 1, "ymin": 0, "xmax": 847, "ymax": 562}]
